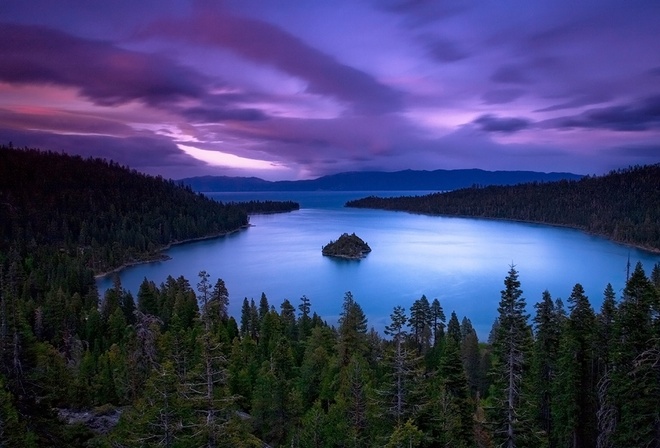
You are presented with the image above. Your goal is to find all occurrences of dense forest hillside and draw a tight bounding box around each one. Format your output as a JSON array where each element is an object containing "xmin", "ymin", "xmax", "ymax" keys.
[
  {"xmin": 347, "ymin": 164, "xmax": 660, "ymax": 252},
  {"xmin": 1, "ymin": 145, "xmax": 300, "ymax": 274},
  {"xmin": 180, "ymin": 169, "xmax": 582, "ymax": 192}
]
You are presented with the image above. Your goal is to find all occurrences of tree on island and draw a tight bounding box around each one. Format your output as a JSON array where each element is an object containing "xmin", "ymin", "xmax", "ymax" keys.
[{"xmin": 322, "ymin": 233, "xmax": 372, "ymax": 259}]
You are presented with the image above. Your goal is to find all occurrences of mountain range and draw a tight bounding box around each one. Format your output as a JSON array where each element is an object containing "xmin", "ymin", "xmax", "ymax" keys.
[{"xmin": 179, "ymin": 169, "xmax": 583, "ymax": 192}]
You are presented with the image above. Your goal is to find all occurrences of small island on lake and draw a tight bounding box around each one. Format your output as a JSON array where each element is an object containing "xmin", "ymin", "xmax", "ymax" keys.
[{"xmin": 322, "ymin": 233, "xmax": 372, "ymax": 259}]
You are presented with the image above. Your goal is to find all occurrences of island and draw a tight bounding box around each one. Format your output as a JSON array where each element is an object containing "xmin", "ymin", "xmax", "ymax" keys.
[{"xmin": 322, "ymin": 233, "xmax": 372, "ymax": 259}]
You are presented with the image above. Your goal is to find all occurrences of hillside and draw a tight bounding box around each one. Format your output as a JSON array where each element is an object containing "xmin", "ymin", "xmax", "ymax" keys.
[
  {"xmin": 0, "ymin": 145, "xmax": 251, "ymax": 273},
  {"xmin": 180, "ymin": 169, "xmax": 582, "ymax": 192},
  {"xmin": 347, "ymin": 164, "xmax": 660, "ymax": 252}
]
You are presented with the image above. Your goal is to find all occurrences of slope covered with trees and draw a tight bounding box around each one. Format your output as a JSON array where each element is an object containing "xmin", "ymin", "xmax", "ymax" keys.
[
  {"xmin": 0, "ymin": 145, "xmax": 299, "ymax": 275},
  {"xmin": 347, "ymin": 164, "xmax": 660, "ymax": 252}
]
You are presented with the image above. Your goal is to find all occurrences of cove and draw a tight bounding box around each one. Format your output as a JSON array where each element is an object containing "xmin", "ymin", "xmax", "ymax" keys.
[{"xmin": 97, "ymin": 191, "xmax": 660, "ymax": 340}]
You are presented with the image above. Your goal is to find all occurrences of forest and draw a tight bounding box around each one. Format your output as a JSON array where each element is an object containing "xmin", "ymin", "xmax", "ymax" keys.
[
  {"xmin": 0, "ymin": 146, "xmax": 659, "ymax": 447},
  {"xmin": 346, "ymin": 164, "xmax": 660, "ymax": 253}
]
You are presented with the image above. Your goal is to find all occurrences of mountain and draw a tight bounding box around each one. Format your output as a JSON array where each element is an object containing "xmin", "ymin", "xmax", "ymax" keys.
[{"xmin": 179, "ymin": 169, "xmax": 583, "ymax": 192}]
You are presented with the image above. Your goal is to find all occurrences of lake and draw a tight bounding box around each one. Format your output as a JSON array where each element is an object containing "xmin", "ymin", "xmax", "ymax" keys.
[{"xmin": 97, "ymin": 191, "xmax": 659, "ymax": 340}]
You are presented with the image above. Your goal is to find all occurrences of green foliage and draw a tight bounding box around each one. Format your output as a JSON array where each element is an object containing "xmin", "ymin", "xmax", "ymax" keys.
[
  {"xmin": 322, "ymin": 233, "xmax": 372, "ymax": 259},
  {"xmin": 0, "ymin": 145, "xmax": 250, "ymax": 274},
  {"xmin": 347, "ymin": 164, "xmax": 660, "ymax": 251}
]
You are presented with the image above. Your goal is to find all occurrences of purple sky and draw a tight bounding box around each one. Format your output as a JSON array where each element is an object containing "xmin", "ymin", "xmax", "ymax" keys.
[{"xmin": 1, "ymin": 0, "xmax": 659, "ymax": 180}]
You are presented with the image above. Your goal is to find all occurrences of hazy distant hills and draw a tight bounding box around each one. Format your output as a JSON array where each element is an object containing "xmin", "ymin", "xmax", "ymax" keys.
[{"xmin": 179, "ymin": 169, "xmax": 582, "ymax": 192}]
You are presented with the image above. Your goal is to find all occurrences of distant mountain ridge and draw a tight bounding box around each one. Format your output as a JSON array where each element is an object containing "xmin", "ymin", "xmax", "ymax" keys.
[{"xmin": 179, "ymin": 169, "xmax": 582, "ymax": 192}]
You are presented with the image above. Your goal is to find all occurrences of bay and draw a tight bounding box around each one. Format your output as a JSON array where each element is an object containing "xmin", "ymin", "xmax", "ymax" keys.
[{"xmin": 97, "ymin": 191, "xmax": 659, "ymax": 340}]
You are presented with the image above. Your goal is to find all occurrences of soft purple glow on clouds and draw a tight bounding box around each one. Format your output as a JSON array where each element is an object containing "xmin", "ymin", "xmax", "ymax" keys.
[{"xmin": 1, "ymin": 0, "xmax": 659, "ymax": 179}]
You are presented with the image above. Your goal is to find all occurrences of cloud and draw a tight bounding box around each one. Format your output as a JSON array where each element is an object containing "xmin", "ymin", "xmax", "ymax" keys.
[
  {"xmin": 490, "ymin": 65, "xmax": 532, "ymax": 84},
  {"xmin": 424, "ymin": 36, "xmax": 469, "ymax": 62},
  {"xmin": 181, "ymin": 107, "xmax": 268, "ymax": 123},
  {"xmin": 0, "ymin": 127, "xmax": 201, "ymax": 170},
  {"xmin": 548, "ymin": 95, "xmax": 660, "ymax": 131},
  {"xmin": 0, "ymin": 23, "xmax": 206, "ymax": 106},
  {"xmin": 0, "ymin": 107, "xmax": 135, "ymax": 136},
  {"xmin": 473, "ymin": 114, "xmax": 531, "ymax": 133},
  {"xmin": 140, "ymin": 9, "xmax": 403, "ymax": 115},
  {"xmin": 534, "ymin": 94, "xmax": 610, "ymax": 113},
  {"xmin": 481, "ymin": 89, "xmax": 525, "ymax": 105}
]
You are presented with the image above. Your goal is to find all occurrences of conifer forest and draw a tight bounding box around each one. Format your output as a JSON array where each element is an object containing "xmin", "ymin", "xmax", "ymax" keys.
[{"xmin": 1, "ymin": 146, "xmax": 659, "ymax": 447}]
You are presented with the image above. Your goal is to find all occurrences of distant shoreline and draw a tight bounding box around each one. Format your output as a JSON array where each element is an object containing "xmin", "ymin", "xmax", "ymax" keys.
[
  {"xmin": 94, "ymin": 224, "xmax": 250, "ymax": 280},
  {"xmin": 357, "ymin": 207, "xmax": 660, "ymax": 256}
]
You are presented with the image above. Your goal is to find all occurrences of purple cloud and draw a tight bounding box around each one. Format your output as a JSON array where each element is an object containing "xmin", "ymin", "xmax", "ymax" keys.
[
  {"xmin": 549, "ymin": 95, "xmax": 660, "ymax": 132},
  {"xmin": 482, "ymin": 89, "xmax": 525, "ymax": 105},
  {"xmin": 424, "ymin": 36, "xmax": 469, "ymax": 62},
  {"xmin": 0, "ymin": 23, "xmax": 206, "ymax": 106},
  {"xmin": 141, "ymin": 9, "xmax": 403, "ymax": 115},
  {"xmin": 490, "ymin": 65, "xmax": 532, "ymax": 85},
  {"xmin": 473, "ymin": 114, "xmax": 531, "ymax": 133}
]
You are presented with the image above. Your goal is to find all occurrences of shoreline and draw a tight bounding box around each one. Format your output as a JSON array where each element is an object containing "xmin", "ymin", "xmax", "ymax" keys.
[
  {"xmin": 347, "ymin": 206, "xmax": 660, "ymax": 256},
  {"xmin": 94, "ymin": 224, "xmax": 250, "ymax": 279}
]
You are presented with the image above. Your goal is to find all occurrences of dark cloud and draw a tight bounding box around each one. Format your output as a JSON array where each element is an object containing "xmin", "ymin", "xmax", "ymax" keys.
[
  {"xmin": 490, "ymin": 65, "xmax": 532, "ymax": 84},
  {"xmin": 0, "ymin": 108, "xmax": 135, "ymax": 136},
  {"xmin": 534, "ymin": 94, "xmax": 610, "ymax": 113},
  {"xmin": 0, "ymin": 23, "xmax": 206, "ymax": 106},
  {"xmin": 375, "ymin": 0, "xmax": 472, "ymax": 26},
  {"xmin": 481, "ymin": 89, "xmax": 525, "ymax": 105},
  {"xmin": 649, "ymin": 67, "xmax": 660, "ymax": 77},
  {"xmin": 424, "ymin": 36, "xmax": 469, "ymax": 62},
  {"xmin": 549, "ymin": 95, "xmax": 660, "ymax": 131},
  {"xmin": 141, "ymin": 10, "xmax": 403, "ymax": 115},
  {"xmin": 182, "ymin": 107, "xmax": 267, "ymax": 123},
  {"xmin": 473, "ymin": 114, "xmax": 531, "ymax": 133},
  {"xmin": 0, "ymin": 127, "xmax": 206, "ymax": 176}
]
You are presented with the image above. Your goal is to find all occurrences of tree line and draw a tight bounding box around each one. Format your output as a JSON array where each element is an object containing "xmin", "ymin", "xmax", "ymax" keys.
[
  {"xmin": 1, "ymin": 252, "xmax": 659, "ymax": 446},
  {"xmin": 0, "ymin": 145, "xmax": 300, "ymax": 275},
  {"xmin": 346, "ymin": 164, "xmax": 660, "ymax": 252}
]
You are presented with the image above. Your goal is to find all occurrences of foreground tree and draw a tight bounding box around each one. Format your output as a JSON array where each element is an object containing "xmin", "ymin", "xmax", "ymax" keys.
[{"xmin": 489, "ymin": 265, "xmax": 534, "ymax": 448}]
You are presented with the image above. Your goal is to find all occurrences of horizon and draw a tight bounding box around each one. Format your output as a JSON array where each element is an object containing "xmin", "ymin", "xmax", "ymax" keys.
[{"xmin": 2, "ymin": 1, "xmax": 660, "ymax": 180}]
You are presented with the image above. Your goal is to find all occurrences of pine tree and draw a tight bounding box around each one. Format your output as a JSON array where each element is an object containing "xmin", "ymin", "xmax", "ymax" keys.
[
  {"xmin": 409, "ymin": 295, "xmax": 431, "ymax": 352},
  {"xmin": 382, "ymin": 305, "xmax": 422, "ymax": 425},
  {"xmin": 337, "ymin": 292, "xmax": 368, "ymax": 366},
  {"xmin": 460, "ymin": 317, "xmax": 481, "ymax": 395},
  {"xmin": 430, "ymin": 298, "xmax": 446, "ymax": 346},
  {"xmin": 552, "ymin": 283, "xmax": 597, "ymax": 448},
  {"xmin": 490, "ymin": 265, "xmax": 533, "ymax": 448},
  {"xmin": 610, "ymin": 262, "xmax": 660, "ymax": 447},
  {"xmin": 531, "ymin": 290, "xmax": 561, "ymax": 447},
  {"xmin": 595, "ymin": 283, "xmax": 617, "ymax": 448}
]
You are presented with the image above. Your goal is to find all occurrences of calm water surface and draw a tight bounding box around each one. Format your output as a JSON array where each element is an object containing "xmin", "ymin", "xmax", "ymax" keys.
[{"xmin": 98, "ymin": 191, "xmax": 659, "ymax": 339}]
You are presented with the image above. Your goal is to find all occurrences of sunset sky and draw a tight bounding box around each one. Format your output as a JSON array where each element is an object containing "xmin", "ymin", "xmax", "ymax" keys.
[{"xmin": 2, "ymin": 0, "xmax": 659, "ymax": 180}]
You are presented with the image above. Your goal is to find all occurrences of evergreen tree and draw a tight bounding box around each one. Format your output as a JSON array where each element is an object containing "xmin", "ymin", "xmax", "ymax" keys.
[
  {"xmin": 137, "ymin": 277, "xmax": 160, "ymax": 317},
  {"xmin": 531, "ymin": 290, "xmax": 561, "ymax": 447},
  {"xmin": 409, "ymin": 295, "xmax": 431, "ymax": 351},
  {"xmin": 258, "ymin": 292, "xmax": 269, "ymax": 322},
  {"xmin": 382, "ymin": 305, "xmax": 421, "ymax": 425},
  {"xmin": 337, "ymin": 292, "xmax": 368, "ymax": 366},
  {"xmin": 447, "ymin": 311, "xmax": 461, "ymax": 345},
  {"xmin": 552, "ymin": 283, "xmax": 597, "ymax": 448},
  {"xmin": 430, "ymin": 298, "xmax": 446, "ymax": 346},
  {"xmin": 460, "ymin": 317, "xmax": 481, "ymax": 395},
  {"xmin": 490, "ymin": 265, "xmax": 533, "ymax": 448},
  {"xmin": 610, "ymin": 262, "xmax": 660, "ymax": 447},
  {"xmin": 595, "ymin": 283, "xmax": 617, "ymax": 448}
]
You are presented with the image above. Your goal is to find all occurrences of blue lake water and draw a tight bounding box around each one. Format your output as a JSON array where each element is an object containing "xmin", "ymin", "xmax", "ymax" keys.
[{"xmin": 98, "ymin": 191, "xmax": 659, "ymax": 340}]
